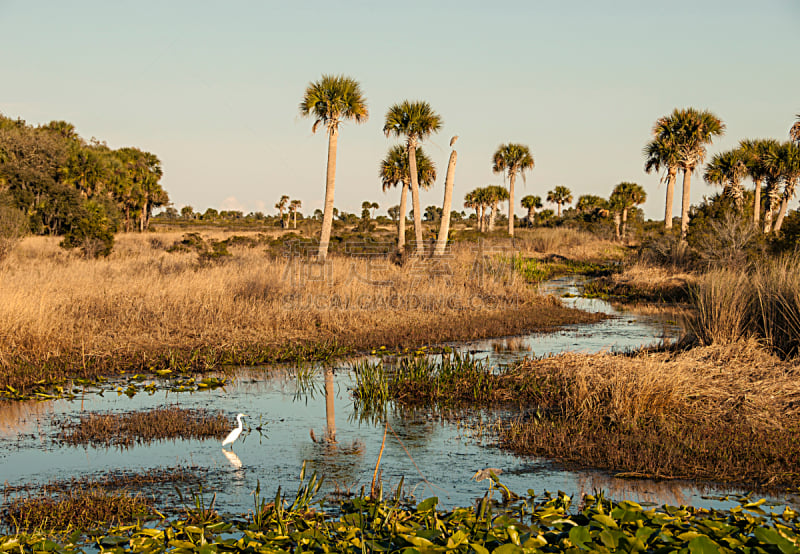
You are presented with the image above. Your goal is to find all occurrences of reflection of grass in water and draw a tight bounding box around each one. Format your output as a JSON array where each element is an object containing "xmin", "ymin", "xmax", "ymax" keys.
[{"xmin": 56, "ymin": 406, "xmax": 230, "ymax": 447}]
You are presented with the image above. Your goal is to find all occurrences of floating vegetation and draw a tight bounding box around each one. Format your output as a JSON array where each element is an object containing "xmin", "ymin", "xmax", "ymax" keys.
[
  {"xmin": 1, "ymin": 481, "xmax": 798, "ymax": 552},
  {"xmin": 56, "ymin": 407, "xmax": 231, "ymax": 447}
]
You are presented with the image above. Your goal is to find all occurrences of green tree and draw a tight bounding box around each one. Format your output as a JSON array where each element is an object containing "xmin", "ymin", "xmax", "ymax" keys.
[
  {"xmin": 485, "ymin": 185, "xmax": 509, "ymax": 232},
  {"xmin": 546, "ymin": 185, "xmax": 573, "ymax": 217},
  {"xmin": 380, "ymin": 145, "xmax": 436, "ymax": 252},
  {"xmin": 703, "ymin": 149, "xmax": 748, "ymax": 211},
  {"xmin": 181, "ymin": 205, "xmax": 194, "ymax": 219},
  {"xmin": 290, "ymin": 199, "xmax": 302, "ymax": 229},
  {"xmin": 492, "ymin": 143, "xmax": 534, "ymax": 237},
  {"xmin": 644, "ymin": 119, "xmax": 681, "ymax": 229},
  {"xmin": 739, "ymin": 138, "xmax": 777, "ymax": 227},
  {"xmin": 275, "ymin": 195, "xmax": 289, "ymax": 228},
  {"xmin": 387, "ymin": 205, "xmax": 400, "ymax": 221},
  {"xmin": 790, "ymin": 114, "xmax": 800, "ymax": 144},
  {"xmin": 520, "ymin": 195, "xmax": 542, "ymax": 225},
  {"xmin": 300, "ymin": 74, "xmax": 368, "ymax": 261},
  {"xmin": 653, "ymin": 108, "xmax": 725, "ymax": 240},
  {"xmin": 383, "ymin": 101, "xmax": 442, "ymax": 254},
  {"xmin": 610, "ymin": 182, "xmax": 647, "ymax": 240}
]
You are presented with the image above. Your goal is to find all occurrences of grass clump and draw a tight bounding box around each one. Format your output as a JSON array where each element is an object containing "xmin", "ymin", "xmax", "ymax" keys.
[
  {"xmin": 56, "ymin": 406, "xmax": 230, "ymax": 447},
  {"xmin": 359, "ymin": 342, "xmax": 800, "ymax": 489}
]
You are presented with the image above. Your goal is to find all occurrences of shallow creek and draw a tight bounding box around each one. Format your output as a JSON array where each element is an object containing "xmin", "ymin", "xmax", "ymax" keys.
[{"xmin": 1, "ymin": 277, "xmax": 795, "ymax": 516}]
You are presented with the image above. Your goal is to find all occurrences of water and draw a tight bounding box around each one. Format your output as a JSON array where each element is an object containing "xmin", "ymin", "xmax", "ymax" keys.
[{"xmin": 1, "ymin": 278, "xmax": 795, "ymax": 517}]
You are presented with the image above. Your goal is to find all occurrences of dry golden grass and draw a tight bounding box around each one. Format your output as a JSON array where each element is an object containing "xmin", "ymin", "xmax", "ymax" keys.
[
  {"xmin": 585, "ymin": 261, "xmax": 695, "ymax": 302},
  {"xmin": 0, "ymin": 232, "xmax": 600, "ymax": 389}
]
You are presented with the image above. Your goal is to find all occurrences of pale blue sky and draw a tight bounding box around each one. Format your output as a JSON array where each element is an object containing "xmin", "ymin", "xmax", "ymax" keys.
[{"xmin": 2, "ymin": 1, "xmax": 798, "ymax": 219}]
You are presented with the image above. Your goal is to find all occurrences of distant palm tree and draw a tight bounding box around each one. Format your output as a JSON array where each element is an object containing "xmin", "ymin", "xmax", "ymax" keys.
[
  {"xmin": 739, "ymin": 138, "xmax": 778, "ymax": 227},
  {"xmin": 289, "ymin": 199, "xmax": 302, "ymax": 228},
  {"xmin": 520, "ymin": 195, "xmax": 542, "ymax": 225},
  {"xmin": 704, "ymin": 150, "xmax": 748, "ymax": 211},
  {"xmin": 383, "ymin": 101, "xmax": 442, "ymax": 254},
  {"xmin": 769, "ymin": 141, "xmax": 800, "ymax": 233},
  {"xmin": 300, "ymin": 74, "xmax": 368, "ymax": 261},
  {"xmin": 547, "ymin": 185, "xmax": 573, "ymax": 217},
  {"xmin": 485, "ymin": 185, "xmax": 509, "ymax": 232},
  {"xmin": 380, "ymin": 145, "xmax": 436, "ymax": 252},
  {"xmin": 275, "ymin": 195, "xmax": 289, "ymax": 228},
  {"xmin": 654, "ymin": 108, "xmax": 725, "ymax": 240},
  {"xmin": 790, "ymin": 114, "xmax": 800, "ymax": 144},
  {"xmin": 644, "ymin": 125, "xmax": 681, "ymax": 229},
  {"xmin": 575, "ymin": 195, "xmax": 607, "ymax": 214},
  {"xmin": 610, "ymin": 182, "xmax": 647, "ymax": 240},
  {"xmin": 464, "ymin": 190, "xmax": 480, "ymax": 230},
  {"xmin": 492, "ymin": 143, "xmax": 534, "ymax": 237}
]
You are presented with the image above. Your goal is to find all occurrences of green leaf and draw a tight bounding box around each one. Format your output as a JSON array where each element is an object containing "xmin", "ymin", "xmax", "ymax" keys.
[
  {"xmin": 753, "ymin": 527, "xmax": 796, "ymax": 553},
  {"xmin": 417, "ymin": 497, "xmax": 439, "ymax": 511},
  {"xmin": 592, "ymin": 514, "xmax": 618, "ymax": 529},
  {"xmin": 569, "ymin": 526, "xmax": 592, "ymax": 549},
  {"xmin": 688, "ymin": 535, "xmax": 720, "ymax": 554}
]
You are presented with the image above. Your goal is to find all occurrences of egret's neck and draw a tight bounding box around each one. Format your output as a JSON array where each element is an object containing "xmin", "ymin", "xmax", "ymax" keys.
[{"xmin": 237, "ymin": 415, "xmax": 244, "ymax": 428}]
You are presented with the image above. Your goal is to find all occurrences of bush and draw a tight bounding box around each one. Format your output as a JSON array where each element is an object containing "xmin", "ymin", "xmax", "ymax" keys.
[
  {"xmin": 59, "ymin": 200, "xmax": 117, "ymax": 257},
  {"xmin": 0, "ymin": 192, "xmax": 28, "ymax": 261}
]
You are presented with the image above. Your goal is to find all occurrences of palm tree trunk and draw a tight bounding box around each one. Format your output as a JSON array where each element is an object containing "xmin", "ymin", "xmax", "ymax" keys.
[
  {"xmin": 526, "ymin": 207, "xmax": 534, "ymax": 224},
  {"xmin": 318, "ymin": 126, "xmax": 338, "ymax": 262},
  {"xmin": 293, "ymin": 210, "xmax": 297, "ymax": 229},
  {"xmin": 508, "ymin": 174, "xmax": 516, "ymax": 237},
  {"xmin": 613, "ymin": 212, "xmax": 621, "ymax": 241},
  {"xmin": 557, "ymin": 202, "xmax": 562, "ymax": 218},
  {"xmin": 478, "ymin": 205, "xmax": 484, "ymax": 232},
  {"xmin": 664, "ymin": 167, "xmax": 677, "ymax": 229},
  {"xmin": 407, "ymin": 139, "xmax": 424, "ymax": 254},
  {"xmin": 753, "ymin": 178, "xmax": 762, "ymax": 226},
  {"xmin": 680, "ymin": 169, "xmax": 692, "ymax": 241},
  {"xmin": 398, "ymin": 182, "xmax": 408, "ymax": 253},
  {"xmin": 434, "ymin": 150, "xmax": 457, "ymax": 257},
  {"xmin": 621, "ymin": 207, "xmax": 628, "ymax": 239},
  {"xmin": 488, "ymin": 203, "xmax": 497, "ymax": 232},
  {"xmin": 324, "ymin": 367, "xmax": 336, "ymax": 443},
  {"xmin": 774, "ymin": 182, "xmax": 796, "ymax": 232}
]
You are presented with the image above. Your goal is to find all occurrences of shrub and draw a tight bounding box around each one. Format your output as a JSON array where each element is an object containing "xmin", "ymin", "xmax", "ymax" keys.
[
  {"xmin": 59, "ymin": 199, "xmax": 116, "ymax": 258},
  {"xmin": 0, "ymin": 193, "xmax": 28, "ymax": 261}
]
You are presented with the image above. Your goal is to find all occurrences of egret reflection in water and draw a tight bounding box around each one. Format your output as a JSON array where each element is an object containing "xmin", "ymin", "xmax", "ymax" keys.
[{"xmin": 222, "ymin": 449, "xmax": 242, "ymax": 469}]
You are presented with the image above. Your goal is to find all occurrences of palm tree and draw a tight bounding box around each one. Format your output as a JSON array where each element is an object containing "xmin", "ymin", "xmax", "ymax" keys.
[
  {"xmin": 485, "ymin": 185, "xmax": 509, "ymax": 232},
  {"xmin": 739, "ymin": 138, "xmax": 777, "ymax": 227},
  {"xmin": 492, "ymin": 143, "xmax": 534, "ymax": 237},
  {"xmin": 383, "ymin": 101, "xmax": 442, "ymax": 254},
  {"xmin": 380, "ymin": 145, "xmax": 436, "ymax": 252},
  {"xmin": 299, "ymin": 74, "xmax": 368, "ymax": 261},
  {"xmin": 790, "ymin": 114, "xmax": 800, "ymax": 144},
  {"xmin": 770, "ymin": 141, "xmax": 800, "ymax": 233},
  {"xmin": 575, "ymin": 195, "xmax": 607, "ymax": 214},
  {"xmin": 520, "ymin": 195, "xmax": 542, "ymax": 225},
  {"xmin": 434, "ymin": 142, "xmax": 458, "ymax": 257},
  {"xmin": 653, "ymin": 108, "xmax": 725, "ymax": 240},
  {"xmin": 644, "ymin": 125, "xmax": 681, "ymax": 229},
  {"xmin": 289, "ymin": 199, "xmax": 302, "ymax": 228},
  {"xmin": 275, "ymin": 195, "xmax": 289, "ymax": 228},
  {"xmin": 475, "ymin": 187, "xmax": 492, "ymax": 232},
  {"xmin": 703, "ymin": 150, "xmax": 748, "ymax": 211},
  {"xmin": 464, "ymin": 190, "xmax": 480, "ymax": 230},
  {"xmin": 610, "ymin": 182, "xmax": 647, "ymax": 240},
  {"xmin": 546, "ymin": 185, "xmax": 573, "ymax": 217}
]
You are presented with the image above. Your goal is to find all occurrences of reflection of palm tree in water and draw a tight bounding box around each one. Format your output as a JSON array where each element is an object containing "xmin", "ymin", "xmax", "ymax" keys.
[{"xmin": 325, "ymin": 367, "xmax": 336, "ymax": 443}]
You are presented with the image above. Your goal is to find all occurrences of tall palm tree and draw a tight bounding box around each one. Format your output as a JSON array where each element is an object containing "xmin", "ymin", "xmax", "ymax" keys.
[
  {"xmin": 520, "ymin": 195, "xmax": 542, "ymax": 225},
  {"xmin": 644, "ymin": 125, "xmax": 681, "ymax": 229},
  {"xmin": 299, "ymin": 74, "xmax": 368, "ymax": 261},
  {"xmin": 383, "ymin": 101, "xmax": 442, "ymax": 254},
  {"xmin": 492, "ymin": 143, "xmax": 534, "ymax": 237},
  {"xmin": 380, "ymin": 145, "xmax": 436, "ymax": 252},
  {"xmin": 771, "ymin": 141, "xmax": 800, "ymax": 233},
  {"xmin": 653, "ymin": 108, "xmax": 725, "ymax": 240},
  {"xmin": 761, "ymin": 140, "xmax": 789, "ymax": 233},
  {"xmin": 546, "ymin": 185, "xmax": 573, "ymax": 217},
  {"xmin": 739, "ymin": 138, "xmax": 777, "ymax": 226},
  {"xmin": 703, "ymin": 150, "xmax": 748, "ymax": 211},
  {"xmin": 610, "ymin": 182, "xmax": 647, "ymax": 240},
  {"xmin": 790, "ymin": 114, "xmax": 800, "ymax": 144}
]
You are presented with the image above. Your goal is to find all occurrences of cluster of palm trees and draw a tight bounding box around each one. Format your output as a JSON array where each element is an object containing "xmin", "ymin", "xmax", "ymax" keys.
[
  {"xmin": 463, "ymin": 185, "xmax": 508, "ymax": 232},
  {"xmin": 644, "ymin": 108, "xmax": 800, "ymax": 239},
  {"xmin": 275, "ymin": 195, "xmax": 302, "ymax": 229}
]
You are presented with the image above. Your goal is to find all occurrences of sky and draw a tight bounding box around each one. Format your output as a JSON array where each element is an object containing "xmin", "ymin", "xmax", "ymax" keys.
[{"xmin": 1, "ymin": 1, "xmax": 798, "ymax": 220}]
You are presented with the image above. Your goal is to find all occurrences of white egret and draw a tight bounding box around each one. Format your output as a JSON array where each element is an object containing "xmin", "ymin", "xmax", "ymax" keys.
[{"xmin": 222, "ymin": 413, "xmax": 247, "ymax": 450}]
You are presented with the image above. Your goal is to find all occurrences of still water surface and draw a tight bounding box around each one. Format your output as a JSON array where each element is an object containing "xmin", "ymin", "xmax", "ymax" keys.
[{"xmin": 1, "ymin": 277, "xmax": 794, "ymax": 515}]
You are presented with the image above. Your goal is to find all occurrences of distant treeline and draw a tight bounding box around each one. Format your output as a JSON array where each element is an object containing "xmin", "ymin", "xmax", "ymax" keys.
[{"xmin": 0, "ymin": 115, "xmax": 168, "ymax": 243}]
